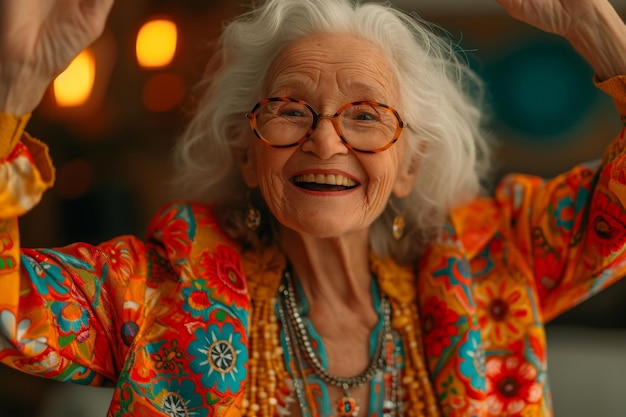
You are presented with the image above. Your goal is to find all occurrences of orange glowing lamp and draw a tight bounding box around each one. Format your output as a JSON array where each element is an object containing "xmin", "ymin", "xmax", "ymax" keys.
[
  {"xmin": 136, "ymin": 18, "xmax": 178, "ymax": 69},
  {"xmin": 53, "ymin": 48, "xmax": 96, "ymax": 107}
]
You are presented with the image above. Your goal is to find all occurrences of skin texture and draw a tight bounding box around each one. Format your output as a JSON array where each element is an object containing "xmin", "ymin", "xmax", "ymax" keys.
[
  {"xmin": 0, "ymin": 0, "xmax": 114, "ymax": 115},
  {"xmin": 496, "ymin": 0, "xmax": 626, "ymax": 79}
]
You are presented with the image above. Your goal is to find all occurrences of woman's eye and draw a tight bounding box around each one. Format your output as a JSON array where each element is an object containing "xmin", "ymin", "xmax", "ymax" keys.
[
  {"xmin": 282, "ymin": 109, "xmax": 305, "ymax": 117},
  {"xmin": 345, "ymin": 105, "xmax": 381, "ymax": 122},
  {"xmin": 354, "ymin": 112, "xmax": 376, "ymax": 121},
  {"xmin": 276, "ymin": 103, "xmax": 308, "ymax": 117}
]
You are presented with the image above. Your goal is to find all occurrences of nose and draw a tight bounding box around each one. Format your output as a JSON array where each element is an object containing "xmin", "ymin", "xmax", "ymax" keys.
[{"xmin": 300, "ymin": 115, "xmax": 349, "ymax": 159}]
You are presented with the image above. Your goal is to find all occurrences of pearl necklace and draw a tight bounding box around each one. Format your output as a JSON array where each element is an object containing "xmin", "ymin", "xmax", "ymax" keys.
[{"xmin": 277, "ymin": 268, "xmax": 401, "ymax": 417}]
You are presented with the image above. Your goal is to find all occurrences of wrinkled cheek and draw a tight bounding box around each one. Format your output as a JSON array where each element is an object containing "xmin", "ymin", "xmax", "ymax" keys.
[
  {"xmin": 367, "ymin": 176, "xmax": 395, "ymax": 208},
  {"xmin": 257, "ymin": 173, "xmax": 287, "ymax": 216}
]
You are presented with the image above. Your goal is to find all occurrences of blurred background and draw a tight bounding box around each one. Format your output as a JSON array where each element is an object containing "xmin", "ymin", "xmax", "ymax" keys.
[{"xmin": 1, "ymin": 0, "xmax": 626, "ymax": 416}]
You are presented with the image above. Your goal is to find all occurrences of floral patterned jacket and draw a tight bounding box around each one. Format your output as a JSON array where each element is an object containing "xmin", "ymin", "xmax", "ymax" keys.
[{"xmin": 0, "ymin": 75, "xmax": 626, "ymax": 417}]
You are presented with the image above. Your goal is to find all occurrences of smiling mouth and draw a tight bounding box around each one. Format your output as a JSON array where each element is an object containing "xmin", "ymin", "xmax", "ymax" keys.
[{"xmin": 292, "ymin": 173, "xmax": 359, "ymax": 191}]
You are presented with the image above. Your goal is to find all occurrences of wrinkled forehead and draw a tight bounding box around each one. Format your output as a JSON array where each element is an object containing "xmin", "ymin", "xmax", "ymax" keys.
[{"xmin": 263, "ymin": 32, "xmax": 399, "ymax": 102}]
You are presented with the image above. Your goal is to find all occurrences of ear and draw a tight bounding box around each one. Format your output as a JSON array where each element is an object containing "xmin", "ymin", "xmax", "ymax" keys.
[
  {"xmin": 238, "ymin": 145, "xmax": 259, "ymax": 188},
  {"xmin": 392, "ymin": 155, "xmax": 419, "ymax": 198}
]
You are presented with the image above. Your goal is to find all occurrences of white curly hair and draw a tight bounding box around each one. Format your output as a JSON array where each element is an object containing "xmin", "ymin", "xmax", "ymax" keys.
[{"xmin": 172, "ymin": 0, "xmax": 491, "ymax": 263}]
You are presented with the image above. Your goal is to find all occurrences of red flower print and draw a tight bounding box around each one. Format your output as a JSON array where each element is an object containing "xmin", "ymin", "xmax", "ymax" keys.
[
  {"xmin": 100, "ymin": 240, "xmax": 135, "ymax": 278},
  {"xmin": 199, "ymin": 245, "xmax": 249, "ymax": 309},
  {"xmin": 587, "ymin": 192, "xmax": 626, "ymax": 257},
  {"xmin": 533, "ymin": 250, "xmax": 561, "ymax": 297},
  {"xmin": 148, "ymin": 206, "xmax": 192, "ymax": 259},
  {"xmin": 146, "ymin": 246, "xmax": 177, "ymax": 285},
  {"xmin": 421, "ymin": 297, "xmax": 459, "ymax": 356},
  {"xmin": 188, "ymin": 289, "xmax": 211, "ymax": 311},
  {"xmin": 128, "ymin": 351, "xmax": 157, "ymax": 386},
  {"xmin": 604, "ymin": 157, "xmax": 626, "ymax": 184},
  {"xmin": 486, "ymin": 356, "xmax": 541, "ymax": 416},
  {"xmin": 193, "ymin": 203, "xmax": 221, "ymax": 229},
  {"xmin": 475, "ymin": 280, "xmax": 530, "ymax": 346}
]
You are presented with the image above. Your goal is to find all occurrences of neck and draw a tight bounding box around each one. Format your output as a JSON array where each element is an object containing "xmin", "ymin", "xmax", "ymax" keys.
[{"xmin": 278, "ymin": 226, "xmax": 374, "ymax": 313}]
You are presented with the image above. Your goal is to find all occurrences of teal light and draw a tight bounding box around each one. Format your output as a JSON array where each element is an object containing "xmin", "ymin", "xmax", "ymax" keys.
[{"xmin": 484, "ymin": 38, "xmax": 598, "ymax": 141}]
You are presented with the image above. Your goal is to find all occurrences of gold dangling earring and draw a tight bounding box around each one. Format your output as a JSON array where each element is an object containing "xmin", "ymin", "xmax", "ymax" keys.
[
  {"xmin": 389, "ymin": 199, "xmax": 405, "ymax": 240},
  {"xmin": 246, "ymin": 189, "xmax": 261, "ymax": 231}
]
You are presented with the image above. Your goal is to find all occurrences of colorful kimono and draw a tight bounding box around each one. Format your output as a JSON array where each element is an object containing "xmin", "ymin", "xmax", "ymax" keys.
[{"xmin": 0, "ymin": 75, "xmax": 625, "ymax": 416}]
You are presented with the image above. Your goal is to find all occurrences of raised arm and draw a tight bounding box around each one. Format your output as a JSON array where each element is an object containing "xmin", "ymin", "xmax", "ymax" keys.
[
  {"xmin": 0, "ymin": 0, "xmax": 114, "ymax": 116},
  {"xmin": 477, "ymin": 1, "xmax": 626, "ymax": 320},
  {"xmin": 495, "ymin": 0, "xmax": 626, "ymax": 80},
  {"xmin": 0, "ymin": 0, "xmax": 143, "ymax": 385}
]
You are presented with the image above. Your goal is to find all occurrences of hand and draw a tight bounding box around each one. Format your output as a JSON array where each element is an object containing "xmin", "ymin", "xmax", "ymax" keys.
[
  {"xmin": 496, "ymin": 0, "xmax": 626, "ymax": 79},
  {"xmin": 0, "ymin": 0, "xmax": 114, "ymax": 115},
  {"xmin": 494, "ymin": 0, "xmax": 602, "ymax": 37}
]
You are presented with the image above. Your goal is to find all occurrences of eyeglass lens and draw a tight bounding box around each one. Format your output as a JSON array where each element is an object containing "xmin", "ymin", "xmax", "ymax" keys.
[{"xmin": 253, "ymin": 100, "xmax": 399, "ymax": 151}]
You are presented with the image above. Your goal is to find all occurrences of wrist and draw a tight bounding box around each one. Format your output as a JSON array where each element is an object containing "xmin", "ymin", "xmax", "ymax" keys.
[
  {"xmin": 0, "ymin": 66, "xmax": 51, "ymax": 116},
  {"xmin": 565, "ymin": 2, "xmax": 626, "ymax": 80},
  {"xmin": 0, "ymin": 112, "xmax": 31, "ymax": 160}
]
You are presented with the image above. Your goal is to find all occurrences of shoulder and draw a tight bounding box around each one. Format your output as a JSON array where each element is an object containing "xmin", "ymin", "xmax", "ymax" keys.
[
  {"xmin": 449, "ymin": 196, "xmax": 501, "ymax": 258},
  {"xmin": 146, "ymin": 201, "xmax": 242, "ymax": 271},
  {"xmin": 148, "ymin": 201, "xmax": 232, "ymax": 240}
]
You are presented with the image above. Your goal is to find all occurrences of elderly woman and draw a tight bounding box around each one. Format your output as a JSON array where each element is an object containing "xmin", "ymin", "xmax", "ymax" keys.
[{"xmin": 1, "ymin": 0, "xmax": 626, "ymax": 416}]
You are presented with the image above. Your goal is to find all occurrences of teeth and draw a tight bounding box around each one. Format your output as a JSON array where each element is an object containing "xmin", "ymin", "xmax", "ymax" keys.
[{"xmin": 293, "ymin": 173, "xmax": 357, "ymax": 187}]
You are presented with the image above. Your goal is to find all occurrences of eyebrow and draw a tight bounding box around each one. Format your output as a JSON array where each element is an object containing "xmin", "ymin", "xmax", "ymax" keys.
[
  {"xmin": 343, "ymin": 80, "xmax": 389, "ymax": 101},
  {"xmin": 266, "ymin": 77, "xmax": 316, "ymax": 97}
]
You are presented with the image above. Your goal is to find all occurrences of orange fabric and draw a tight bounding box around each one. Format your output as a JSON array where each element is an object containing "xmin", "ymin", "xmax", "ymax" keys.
[
  {"xmin": 0, "ymin": 113, "xmax": 30, "ymax": 160},
  {"xmin": 0, "ymin": 75, "xmax": 625, "ymax": 416}
]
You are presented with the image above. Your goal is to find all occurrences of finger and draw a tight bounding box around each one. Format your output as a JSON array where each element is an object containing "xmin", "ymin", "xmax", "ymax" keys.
[{"xmin": 78, "ymin": 0, "xmax": 115, "ymax": 35}]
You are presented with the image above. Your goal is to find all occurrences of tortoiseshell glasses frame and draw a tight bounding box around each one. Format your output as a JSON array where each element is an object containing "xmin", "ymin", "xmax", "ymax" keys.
[{"xmin": 246, "ymin": 97, "xmax": 407, "ymax": 153}]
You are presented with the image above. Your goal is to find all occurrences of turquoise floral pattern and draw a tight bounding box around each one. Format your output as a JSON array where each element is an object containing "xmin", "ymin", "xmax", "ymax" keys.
[
  {"xmin": 152, "ymin": 377, "xmax": 208, "ymax": 417},
  {"xmin": 182, "ymin": 280, "xmax": 215, "ymax": 321},
  {"xmin": 50, "ymin": 301, "xmax": 90, "ymax": 334},
  {"xmin": 457, "ymin": 329, "xmax": 486, "ymax": 392},
  {"xmin": 188, "ymin": 321, "xmax": 247, "ymax": 394},
  {"xmin": 554, "ymin": 195, "xmax": 575, "ymax": 231},
  {"xmin": 21, "ymin": 253, "xmax": 69, "ymax": 296}
]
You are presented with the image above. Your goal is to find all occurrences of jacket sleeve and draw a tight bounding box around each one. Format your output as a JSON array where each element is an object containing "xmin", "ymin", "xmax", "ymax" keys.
[
  {"xmin": 494, "ymin": 75, "xmax": 626, "ymax": 321},
  {"xmin": 0, "ymin": 114, "xmax": 151, "ymax": 386}
]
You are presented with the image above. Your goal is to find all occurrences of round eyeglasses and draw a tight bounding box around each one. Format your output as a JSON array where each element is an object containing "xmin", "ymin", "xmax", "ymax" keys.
[{"xmin": 245, "ymin": 97, "xmax": 407, "ymax": 153}]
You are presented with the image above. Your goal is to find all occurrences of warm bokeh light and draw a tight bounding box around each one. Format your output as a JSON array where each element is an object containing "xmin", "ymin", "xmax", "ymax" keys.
[
  {"xmin": 136, "ymin": 18, "xmax": 178, "ymax": 68},
  {"xmin": 143, "ymin": 73, "xmax": 185, "ymax": 112},
  {"xmin": 55, "ymin": 159, "xmax": 94, "ymax": 199},
  {"xmin": 53, "ymin": 49, "xmax": 96, "ymax": 107}
]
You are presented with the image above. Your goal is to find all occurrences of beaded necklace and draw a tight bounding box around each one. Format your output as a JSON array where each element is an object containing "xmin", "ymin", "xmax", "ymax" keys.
[
  {"xmin": 241, "ymin": 247, "xmax": 441, "ymax": 417},
  {"xmin": 277, "ymin": 267, "xmax": 400, "ymax": 416}
]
